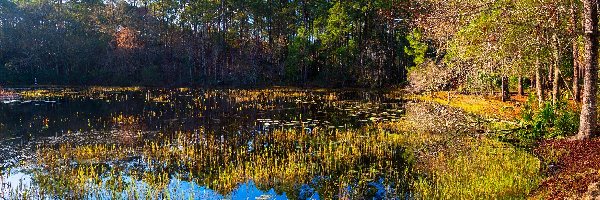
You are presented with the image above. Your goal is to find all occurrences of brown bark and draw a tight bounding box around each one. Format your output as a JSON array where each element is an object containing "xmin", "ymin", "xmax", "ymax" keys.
[
  {"xmin": 552, "ymin": 66, "xmax": 560, "ymax": 105},
  {"xmin": 577, "ymin": 0, "xmax": 599, "ymax": 139},
  {"xmin": 501, "ymin": 76, "xmax": 510, "ymax": 102},
  {"xmin": 552, "ymin": 32, "xmax": 561, "ymax": 105},
  {"xmin": 531, "ymin": 74, "xmax": 536, "ymax": 90},
  {"xmin": 573, "ymin": 43, "xmax": 581, "ymax": 102},
  {"xmin": 518, "ymin": 76, "xmax": 524, "ymax": 96},
  {"xmin": 572, "ymin": 0, "xmax": 581, "ymax": 102},
  {"xmin": 548, "ymin": 62, "xmax": 553, "ymax": 92},
  {"xmin": 536, "ymin": 57, "xmax": 544, "ymax": 107}
]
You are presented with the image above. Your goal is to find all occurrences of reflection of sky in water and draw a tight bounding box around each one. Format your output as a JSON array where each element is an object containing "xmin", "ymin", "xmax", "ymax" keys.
[
  {"xmin": 2, "ymin": 169, "xmax": 328, "ymax": 200},
  {"xmin": 108, "ymin": 178, "xmax": 291, "ymax": 200},
  {"xmin": 1, "ymin": 168, "xmax": 399, "ymax": 199},
  {"xmin": 2, "ymin": 166, "xmax": 394, "ymax": 199},
  {"xmin": 1, "ymin": 170, "xmax": 32, "ymax": 198}
]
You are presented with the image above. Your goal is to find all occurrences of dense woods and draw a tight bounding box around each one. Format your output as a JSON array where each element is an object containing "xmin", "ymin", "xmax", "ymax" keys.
[
  {"xmin": 3, "ymin": 0, "xmax": 596, "ymax": 97},
  {"xmin": 0, "ymin": 0, "xmax": 414, "ymax": 87}
]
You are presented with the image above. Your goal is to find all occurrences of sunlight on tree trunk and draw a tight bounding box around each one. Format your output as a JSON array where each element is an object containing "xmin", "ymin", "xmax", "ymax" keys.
[
  {"xmin": 518, "ymin": 76, "xmax": 524, "ymax": 96},
  {"xmin": 552, "ymin": 33, "xmax": 561, "ymax": 105},
  {"xmin": 577, "ymin": 0, "xmax": 599, "ymax": 139},
  {"xmin": 571, "ymin": 0, "xmax": 581, "ymax": 103}
]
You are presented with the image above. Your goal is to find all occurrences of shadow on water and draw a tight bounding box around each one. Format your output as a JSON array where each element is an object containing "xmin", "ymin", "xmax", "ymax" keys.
[{"xmin": 0, "ymin": 87, "xmax": 410, "ymax": 199}]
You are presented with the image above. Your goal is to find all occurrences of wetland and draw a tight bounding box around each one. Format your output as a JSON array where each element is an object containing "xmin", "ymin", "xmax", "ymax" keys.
[{"xmin": 0, "ymin": 87, "xmax": 416, "ymax": 199}]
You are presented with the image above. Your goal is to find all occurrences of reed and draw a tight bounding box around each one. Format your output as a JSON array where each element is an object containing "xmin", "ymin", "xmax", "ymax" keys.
[{"xmin": 5, "ymin": 124, "xmax": 412, "ymax": 199}]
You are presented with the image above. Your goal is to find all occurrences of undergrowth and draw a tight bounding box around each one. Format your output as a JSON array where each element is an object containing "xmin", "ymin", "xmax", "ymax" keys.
[{"xmin": 502, "ymin": 94, "xmax": 580, "ymax": 147}]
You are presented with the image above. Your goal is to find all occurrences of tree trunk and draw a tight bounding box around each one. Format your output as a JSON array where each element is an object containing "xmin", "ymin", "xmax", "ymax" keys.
[
  {"xmin": 552, "ymin": 65, "xmax": 561, "ymax": 105},
  {"xmin": 572, "ymin": 0, "xmax": 581, "ymax": 102},
  {"xmin": 536, "ymin": 57, "xmax": 544, "ymax": 107},
  {"xmin": 518, "ymin": 76, "xmax": 524, "ymax": 96},
  {"xmin": 547, "ymin": 62, "xmax": 553, "ymax": 93},
  {"xmin": 531, "ymin": 74, "xmax": 536, "ymax": 91},
  {"xmin": 553, "ymin": 32, "xmax": 561, "ymax": 105},
  {"xmin": 502, "ymin": 76, "xmax": 510, "ymax": 102},
  {"xmin": 577, "ymin": 0, "xmax": 599, "ymax": 139},
  {"xmin": 573, "ymin": 42, "xmax": 581, "ymax": 102}
]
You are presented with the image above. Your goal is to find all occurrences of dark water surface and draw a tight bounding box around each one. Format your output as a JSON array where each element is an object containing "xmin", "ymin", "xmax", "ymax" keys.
[{"xmin": 0, "ymin": 87, "xmax": 409, "ymax": 199}]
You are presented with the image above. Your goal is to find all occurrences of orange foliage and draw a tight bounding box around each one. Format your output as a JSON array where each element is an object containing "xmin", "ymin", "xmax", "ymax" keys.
[{"xmin": 115, "ymin": 27, "xmax": 141, "ymax": 49}]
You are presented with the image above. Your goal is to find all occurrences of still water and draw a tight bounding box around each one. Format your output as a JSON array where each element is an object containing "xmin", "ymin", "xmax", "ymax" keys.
[{"xmin": 0, "ymin": 87, "xmax": 409, "ymax": 199}]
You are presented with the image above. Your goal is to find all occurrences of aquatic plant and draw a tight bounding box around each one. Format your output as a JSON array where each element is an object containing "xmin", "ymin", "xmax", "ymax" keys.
[{"xmin": 8, "ymin": 124, "xmax": 413, "ymax": 199}]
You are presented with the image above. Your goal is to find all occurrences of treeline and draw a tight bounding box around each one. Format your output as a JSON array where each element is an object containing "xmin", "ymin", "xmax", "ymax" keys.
[{"xmin": 0, "ymin": 0, "xmax": 416, "ymax": 87}]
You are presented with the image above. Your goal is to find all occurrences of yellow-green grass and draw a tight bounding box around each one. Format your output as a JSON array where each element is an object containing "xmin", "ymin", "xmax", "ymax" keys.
[
  {"xmin": 8, "ymin": 121, "xmax": 542, "ymax": 200},
  {"xmin": 409, "ymin": 92, "xmax": 522, "ymax": 121},
  {"xmin": 413, "ymin": 137, "xmax": 541, "ymax": 199},
  {"xmin": 21, "ymin": 125, "xmax": 413, "ymax": 199},
  {"xmin": 2, "ymin": 88, "xmax": 544, "ymax": 199}
]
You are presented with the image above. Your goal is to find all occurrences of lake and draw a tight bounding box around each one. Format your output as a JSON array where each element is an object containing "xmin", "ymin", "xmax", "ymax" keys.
[{"xmin": 0, "ymin": 87, "xmax": 411, "ymax": 199}]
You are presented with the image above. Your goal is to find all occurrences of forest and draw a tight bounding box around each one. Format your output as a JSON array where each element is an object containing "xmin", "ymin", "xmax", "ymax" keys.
[
  {"xmin": 2, "ymin": 0, "xmax": 600, "ymax": 199},
  {"xmin": 0, "ymin": 0, "xmax": 412, "ymax": 87}
]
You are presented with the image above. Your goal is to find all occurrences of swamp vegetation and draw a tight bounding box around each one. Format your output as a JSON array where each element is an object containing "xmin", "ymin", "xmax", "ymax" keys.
[{"xmin": 0, "ymin": 88, "xmax": 545, "ymax": 199}]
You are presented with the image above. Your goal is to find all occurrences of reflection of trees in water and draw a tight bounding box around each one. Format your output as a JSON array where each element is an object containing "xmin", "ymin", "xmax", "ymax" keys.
[
  {"xmin": 0, "ymin": 88, "xmax": 408, "ymax": 199},
  {"xmin": 21, "ymin": 126, "xmax": 411, "ymax": 199}
]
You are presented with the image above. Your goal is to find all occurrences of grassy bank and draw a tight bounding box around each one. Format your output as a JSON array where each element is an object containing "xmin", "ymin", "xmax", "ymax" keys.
[
  {"xmin": 412, "ymin": 91, "xmax": 600, "ymax": 199},
  {"xmin": 395, "ymin": 93, "xmax": 541, "ymax": 199}
]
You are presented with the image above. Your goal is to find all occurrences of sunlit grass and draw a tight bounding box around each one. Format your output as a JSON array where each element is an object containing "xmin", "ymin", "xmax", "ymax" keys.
[
  {"xmin": 413, "ymin": 137, "xmax": 541, "ymax": 199},
  {"xmin": 410, "ymin": 92, "xmax": 522, "ymax": 120},
  {"xmin": 0, "ymin": 87, "xmax": 545, "ymax": 199}
]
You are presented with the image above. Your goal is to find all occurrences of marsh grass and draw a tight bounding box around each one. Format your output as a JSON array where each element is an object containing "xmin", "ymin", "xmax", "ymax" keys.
[
  {"xmin": 0, "ymin": 88, "xmax": 544, "ymax": 199},
  {"xmin": 410, "ymin": 92, "xmax": 522, "ymax": 120},
  {"xmin": 6, "ymin": 125, "xmax": 413, "ymax": 199},
  {"xmin": 389, "ymin": 101, "xmax": 542, "ymax": 199},
  {"xmin": 413, "ymin": 137, "xmax": 541, "ymax": 199}
]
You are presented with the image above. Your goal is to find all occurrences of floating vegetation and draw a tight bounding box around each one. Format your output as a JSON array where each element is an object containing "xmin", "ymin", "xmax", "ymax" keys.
[{"xmin": 0, "ymin": 87, "xmax": 409, "ymax": 199}]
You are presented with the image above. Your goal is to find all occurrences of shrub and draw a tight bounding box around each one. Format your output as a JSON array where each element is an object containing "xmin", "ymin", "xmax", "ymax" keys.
[{"xmin": 517, "ymin": 94, "xmax": 579, "ymax": 141}]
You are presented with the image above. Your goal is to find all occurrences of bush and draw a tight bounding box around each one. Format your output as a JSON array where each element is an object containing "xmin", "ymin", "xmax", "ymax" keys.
[{"xmin": 517, "ymin": 94, "xmax": 579, "ymax": 140}]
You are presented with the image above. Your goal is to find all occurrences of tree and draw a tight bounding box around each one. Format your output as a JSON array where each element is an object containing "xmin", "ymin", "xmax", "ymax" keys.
[
  {"xmin": 570, "ymin": 0, "xmax": 581, "ymax": 102},
  {"xmin": 576, "ymin": 0, "xmax": 598, "ymax": 139}
]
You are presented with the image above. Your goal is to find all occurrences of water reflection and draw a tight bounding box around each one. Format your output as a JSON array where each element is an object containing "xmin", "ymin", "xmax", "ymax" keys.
[
  {"xmin": 2, "ymin": 168, "xmax": 398, "ymax": 200},
  {"xmin": 2, "ymin": 168, "xmax": 287, "ymax": 200},
  {"xmin": 0, "ymin": 87, "xmax": 408, "ymax": 199}
]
